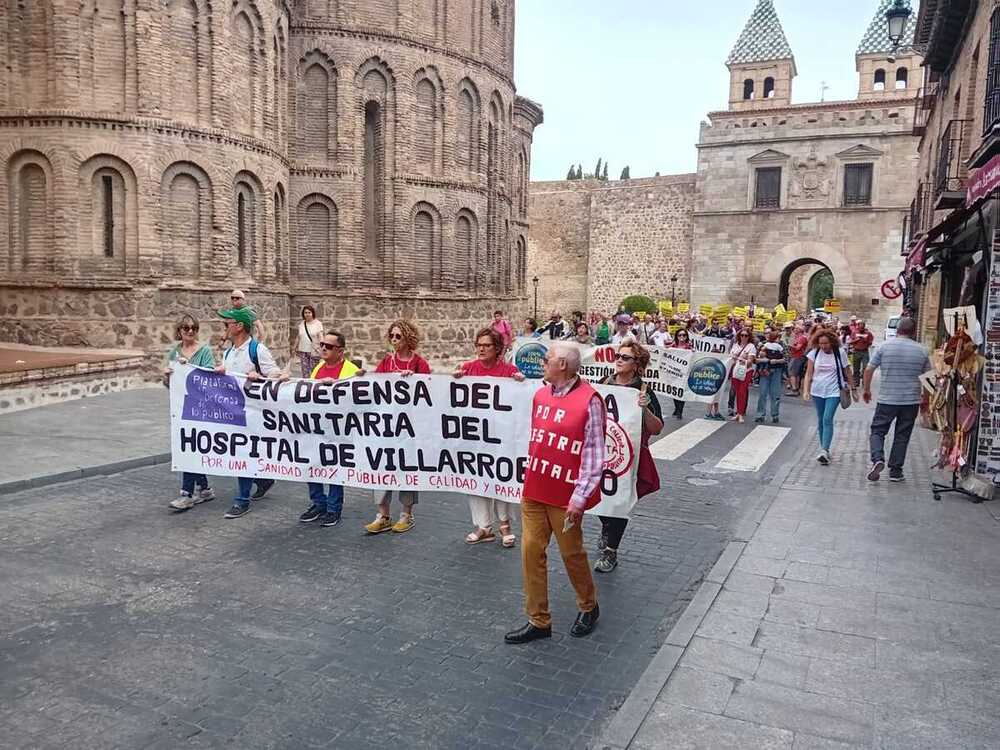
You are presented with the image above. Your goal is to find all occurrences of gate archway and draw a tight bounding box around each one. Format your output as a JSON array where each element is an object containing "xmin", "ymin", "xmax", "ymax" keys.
[{"xmin": 778, "ymin": 257, "xmax": 832, "ymax": 311}]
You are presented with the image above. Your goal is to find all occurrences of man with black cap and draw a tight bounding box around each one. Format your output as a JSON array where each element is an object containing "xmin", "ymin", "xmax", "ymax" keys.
[{"xmin": 216, "ymin": 306, "xmax": 284, "ymax": 519}]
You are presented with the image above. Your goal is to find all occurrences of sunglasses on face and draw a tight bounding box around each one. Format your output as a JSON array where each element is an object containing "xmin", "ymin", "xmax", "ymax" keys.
[
  {"xmin": 389, "ymin": 333, "xmax": 403, "ymax": 341},
  {"xmin": 180, "ymin": 325, "xmax": 197, "ymax": 333},
  {"xmin": 231, "ymin": 296, "xmax": 242, "ymax": 301},
  {"xmin": 320, "ymin": 342, "xmax": 341, "ymax": 350},
  {"xmin": 616, "ymin": 353, "xmax": 636, "ymax": 362}
]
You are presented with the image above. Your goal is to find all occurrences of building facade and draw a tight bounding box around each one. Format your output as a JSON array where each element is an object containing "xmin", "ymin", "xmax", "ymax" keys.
[
  {"xmin": 529, "ymin": 0, "xmax": 920, "ymax": 331},
  {"xmin": 0, "ymin": 0, "xmax": 541, "ymax": 363}
]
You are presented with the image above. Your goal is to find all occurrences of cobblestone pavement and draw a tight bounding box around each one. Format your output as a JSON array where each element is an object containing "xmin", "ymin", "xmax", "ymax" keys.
[
  {"xmin": 0, "ymin": 396, "xmax": 817, "ymax": 750},
  {"xmin": 629, "ymin": 404, "xmax": 1000, "ymax": 750}
]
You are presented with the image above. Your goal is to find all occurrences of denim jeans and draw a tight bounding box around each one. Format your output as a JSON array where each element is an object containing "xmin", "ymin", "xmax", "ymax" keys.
[
  {"xmin": 235, "ymin": 477, "xmax": 254, "ymax": 509},
  {"xmin": 756, "ymin": 369, "xmax": 784, "ymax": 419},
  {"xmin": 308, "ymin": 482, "xmax": 344, "ymax": 514},
  {"xmin": 851, "ymin": 351, "xmax": 870, "ymax": 384},
  {"xmin": 812, "ymin": 396, "xmax": 840, "ymax": 451},
  {"xmin": 869, "ymin": 402, "xmax": 919, "ymax": 470},
  {"xmin": 181, "ymin": 472, "xmax": 208, "ymax": 495}
]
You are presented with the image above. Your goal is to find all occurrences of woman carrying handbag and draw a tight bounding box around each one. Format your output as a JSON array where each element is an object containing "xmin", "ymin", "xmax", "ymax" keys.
[
  {"xmin": 729, "ymin": 329, "xmax": 757, "ymax": 423},
  {"xmin": 802, "ymin": 329, "xmax": 853, "ymax": 465}
]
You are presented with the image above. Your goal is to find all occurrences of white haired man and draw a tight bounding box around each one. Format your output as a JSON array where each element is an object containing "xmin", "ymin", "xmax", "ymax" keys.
[{"xmin": 505, "ymin": 343, "xmax": 606, "ymax": 644}]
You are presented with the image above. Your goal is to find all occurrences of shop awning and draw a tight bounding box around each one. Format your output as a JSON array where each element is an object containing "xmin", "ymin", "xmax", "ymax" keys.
[
  {"xmin": 905, "ymin": 237, "xmax": 927, "ymax": 273},
  {"xmin": 967, "ymin": 153, "xmax": 1000, "ymax": 207}
]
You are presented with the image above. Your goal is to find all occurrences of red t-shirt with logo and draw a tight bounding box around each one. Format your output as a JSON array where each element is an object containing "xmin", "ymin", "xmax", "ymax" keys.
[
  {"xmin": 790, "ymin": 334, "xmax": 809, "ymax": 359},
  {"xmin": 314, "ymin": 362, "xmax": 347, "ymax": 380},
  {"xmin": 375, "ymin": 353, "xmax": 432, "ymax": 374}
]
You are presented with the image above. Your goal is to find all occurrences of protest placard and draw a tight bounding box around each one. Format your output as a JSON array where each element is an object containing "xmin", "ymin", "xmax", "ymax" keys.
[
  {"xmin": 678, "ymin": 303, "xmax": 690, "ymax": 313},
  {"xmin": 169, "ymin": 366, "xmax": 642, "ymax": 518}
]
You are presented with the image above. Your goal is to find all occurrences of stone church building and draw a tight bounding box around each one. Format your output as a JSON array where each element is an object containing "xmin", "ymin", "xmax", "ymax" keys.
[
  {"xmin": 0, "ymin": 0, "xmax": 541, "ymax": 363},
  {"xmin": 528, "ymin": 0, "xmax": 920, "ymax": 330}
]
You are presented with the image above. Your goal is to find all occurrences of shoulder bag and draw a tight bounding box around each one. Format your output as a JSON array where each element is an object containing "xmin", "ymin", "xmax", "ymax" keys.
[
  {"xmin": 834, "ymin": 350, "xmax": 852, "ymax": 409},
  {"xmin": 731, "ymin": 345, "xmax": 751, "ymax": 381}
]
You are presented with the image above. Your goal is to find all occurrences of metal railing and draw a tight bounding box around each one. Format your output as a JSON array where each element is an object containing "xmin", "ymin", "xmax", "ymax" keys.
[
  {"xmin": 984, "ymin": 8, "xmax": 1000, "ymax": 136},
  {"xmin": 913, "ymin": 83, "xmax": 939, "ymax": 136},
  {"xmin": 934, "ymin": 119, "xmax": 971, "ymax": 195},
  {"xmin": 908, "ymin": 182, "xmax": 933, "ymax": 241}
]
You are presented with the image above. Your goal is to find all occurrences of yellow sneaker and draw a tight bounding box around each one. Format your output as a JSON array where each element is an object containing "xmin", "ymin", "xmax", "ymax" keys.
[
  {"xmin": 391, "ymin": 514, "xmax": 414, "ymax": 533},
  {"xmin": 365, "ymin": 515, "xmax": 393, "ymax": 534}
]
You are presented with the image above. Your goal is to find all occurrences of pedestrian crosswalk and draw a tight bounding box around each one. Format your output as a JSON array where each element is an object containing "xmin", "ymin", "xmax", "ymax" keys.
[{"xmin": 649, "ymin": 418, "xmax": 792, "ymax": 473}]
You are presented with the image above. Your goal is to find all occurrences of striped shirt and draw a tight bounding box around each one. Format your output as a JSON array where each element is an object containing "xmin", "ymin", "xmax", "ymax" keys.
[
  {"xmin": 868, "ymin": 337, "xmax": 931, "ymax": 405},
  {"xmin": 550, "ymin": 377, "xmax": 606, "ymax": 511}
]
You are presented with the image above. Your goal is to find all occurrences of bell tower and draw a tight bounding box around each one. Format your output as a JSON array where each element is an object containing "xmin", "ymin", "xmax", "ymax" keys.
[
  {"xmin": 727, "ymin": 0, "xmax": 797, "ymax": 111},
  {"xmin": 856, "ymin": 0, "xmax": 922, "ymax": 101}
]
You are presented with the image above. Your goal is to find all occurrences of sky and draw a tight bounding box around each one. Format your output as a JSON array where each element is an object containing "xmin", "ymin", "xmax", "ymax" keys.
[{"xmin": 513, "ymin": 0, "xmax": 890, "ymax": 181}]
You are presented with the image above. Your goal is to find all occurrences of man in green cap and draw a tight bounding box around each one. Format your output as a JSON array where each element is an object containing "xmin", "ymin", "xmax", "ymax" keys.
[{"xmin": 216, "ymin": 306, "xmax": 284, "ymax": 519}]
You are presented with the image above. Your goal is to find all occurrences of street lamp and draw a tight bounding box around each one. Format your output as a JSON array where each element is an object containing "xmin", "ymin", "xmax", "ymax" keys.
[
  {"xmin": 670, "ymin": 274, "xmax": 678, "ymax": 306},
  {"xmin": 885, "ymin": 0, "xmax": 911, "ymax": 54},
  {"xmin": 532, "ymin": 276, "xmax": 539, "ymax": 323}
]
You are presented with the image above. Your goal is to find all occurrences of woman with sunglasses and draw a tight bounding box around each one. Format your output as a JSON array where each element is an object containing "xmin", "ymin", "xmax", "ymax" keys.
[
  {"xmin": 729, "ymin": 329, "xmax": 757, "ymax": 423},
  {"xmin": 296, "ymin": 305, "xmax": 324, "ymax": 378},
  {"xmin": 364, "ymin": 320, "xmax": 431, "ymax": 535},
  {"xmin": 670, "ymin": 328, "xmax": 693, "ymax": 419},
  {"xmin": 164, "ymin": 314, "xmax": 217, "ymax": 511},
  {"xmin": 453, "ymin": 327, "xmax": 526, "ymax": 547},
  {"xmin": 594, "ymin": 340, "xmax": 664, "ymax": 573}
]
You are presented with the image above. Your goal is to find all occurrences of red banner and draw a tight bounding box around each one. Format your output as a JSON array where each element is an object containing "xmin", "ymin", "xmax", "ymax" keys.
[{"xmin": 966, "ymin": 153, "xmax": 1000, "ymax": 206}]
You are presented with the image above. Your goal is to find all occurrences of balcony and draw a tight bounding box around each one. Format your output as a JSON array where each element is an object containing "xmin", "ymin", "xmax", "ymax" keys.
[
  {"xmin": 908, "ymin": 182, "xmax": 933, "ymax": 244},
  {"xmin": 913, "ymin": 83, "xmax": 939, "ymax": 136},
  {"xmin": 934, "ymin": 119, "xmax": 971, "ymax": 209},
  {"xmin": 974, "ymin": 8, "xmax": 1000, "ymax": 166}
]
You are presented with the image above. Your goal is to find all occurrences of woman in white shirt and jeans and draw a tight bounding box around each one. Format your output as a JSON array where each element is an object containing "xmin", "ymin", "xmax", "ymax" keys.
[
  {"xmin": 803, "ymin": 329, "xmax": 853, "ymax": 465},
  {"xmin": 297, "ymin": 305, "xmax": 324, "ymax": 377}
]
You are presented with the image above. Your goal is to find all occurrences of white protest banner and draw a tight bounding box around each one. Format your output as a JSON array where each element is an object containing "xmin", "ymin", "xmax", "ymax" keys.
[
  {"xmin": 169, "ymin": 365, "xmax": 642, "ymax": 518},
  {"xmin": 510, "ymin": 335, "xmax": 732, "ymax": 404}
]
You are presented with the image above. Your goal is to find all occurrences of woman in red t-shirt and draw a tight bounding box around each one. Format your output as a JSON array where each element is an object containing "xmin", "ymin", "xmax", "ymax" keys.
[
  {"xmin": 363, "ymin": 320, "xmax": 431, "ymax": 536},
  {"xmin": 454, "ymin": 327, "xmax": 525, "ymax": 547}
]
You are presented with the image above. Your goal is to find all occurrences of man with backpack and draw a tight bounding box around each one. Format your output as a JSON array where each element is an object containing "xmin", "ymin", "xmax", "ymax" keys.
[{"xmin": 216, "ymin": 306, "xmax": 285, "ymax": 519}]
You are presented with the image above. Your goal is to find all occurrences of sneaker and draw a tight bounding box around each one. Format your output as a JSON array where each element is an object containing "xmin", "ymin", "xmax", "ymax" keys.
[
  {"xmin": 170, "ymin": 492, "xmax": 196, "ymax": 511},
  {"xmin": 224, "ymin": 504, "xmax": 251, "ymax": 519},
  {"xmin": 251, "ymin": 479, "xmax": 275, "ymax": 500},
  {"xmin": 594, "ymin": 550, "xmax": 618, "ymax": 573},
  {"xmin": 817, "ymin": 451, "xmax": 830, "ymax": 466},
  {"xmin": 727, "ymin": 410, "xmax": 736, "ymax": 418},
  {"xmin": 889, "ymin": 470, "xmax": 905, "ymax": 482},
  {"xmin": 319, "ymin": 511, "xmax": 342, "ymax": 527},
  {"xmin": 754, "ymin": 416, "xmax": 765, "ymax": 423},
  {"xmin": 197, "ymin": 487, "xmax": 215, "ymax": 503},
  {"xmin": 867, "ymin": 460, "xmax": 885, "ymax": 482},
  {"xmin": 299, "ymin": 504, "xmax": 324, "ymax": 523},
  {"xmin": 365, "ymin": 515, "xmax": 393, "ymax": 534},
  {"xmin": 771, "ymin": 417, "xmax": 779, "ymax": 424},
  {"xmin": 392, "ymin": 514, "xmax": 414, "ymax": 533}
]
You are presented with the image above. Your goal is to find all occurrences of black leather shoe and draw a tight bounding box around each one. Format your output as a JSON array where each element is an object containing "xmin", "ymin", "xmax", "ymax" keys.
[
  {"xmin": 251, "ymin": 479, "xmax": 275, "ymax": 499},
  {"xmin": 570, "ymin": 603, "xmax": 600, "ymax": 638},
  {"xmin": 504, "ymin": 623, "xmax": 552, "ymax": 644}
]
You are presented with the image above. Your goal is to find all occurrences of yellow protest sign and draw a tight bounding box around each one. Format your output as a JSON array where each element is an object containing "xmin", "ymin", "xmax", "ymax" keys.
[
  {"xmin": 668, "ymin": 324, "xmax": 680, "ymax": 336},
  {"xmin": 714, "ymin": 305, "xmax": 731, "ymax": 316},
  {"xmin": 786, "ymin": 309, "xmax": 798, "ymax": 321},
  {"xmin": 636, "ymin": 311, "xmax": 647, "ymax": 321},
  {"xmin": 733, "ymin": 306, "xmax": 748, "ymax": 319},
  {"xmin": 824, "ymin": 299, "xmax": 841, "ymax": 314},
  {"xmin": 658, "ymin": 300, "xmax": 673, "ymax": 315},
  {"xmin": 698, "ymin": 304, "xmax": 713, "ymax": 317},
  {"xmin": 678, "ymin": 303, "xmax": 690, "ymax": 313},
  {"xmin": 753, "ymin": 319, "xmax": 766, "ymax": 332},
  {"xmin": 774, "ymin": 303, "xmax": 786, "ymax": 316}
]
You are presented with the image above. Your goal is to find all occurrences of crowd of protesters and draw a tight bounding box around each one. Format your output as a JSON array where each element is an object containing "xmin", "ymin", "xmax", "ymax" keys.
[{"xmin": 162, "ymin": 295, "xmax": 908, "ymax": 642}]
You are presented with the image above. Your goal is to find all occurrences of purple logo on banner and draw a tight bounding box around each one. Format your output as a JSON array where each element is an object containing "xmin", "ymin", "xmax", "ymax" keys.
[{"xmin": 181, "ymin": 369, "xmax": 247, "ymax": 426}]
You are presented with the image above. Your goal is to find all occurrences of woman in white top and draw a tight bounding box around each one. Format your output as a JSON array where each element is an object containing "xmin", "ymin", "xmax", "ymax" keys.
[
  {"xmin": 729, "ymin": 329, "xmax": 757, "ymax": 423},
  {"xmin": 296, "ymin": 305, "xmax": 324, "ymax": 377},
  {"xmin": 803, "ymin": 329, "xmax": 853, "ymax": 465}
]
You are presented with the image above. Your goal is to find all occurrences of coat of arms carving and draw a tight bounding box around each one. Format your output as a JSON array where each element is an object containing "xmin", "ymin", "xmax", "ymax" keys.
[{"xmin": 789, "ymin": 149, "xmax": 831, "ymax": 201}]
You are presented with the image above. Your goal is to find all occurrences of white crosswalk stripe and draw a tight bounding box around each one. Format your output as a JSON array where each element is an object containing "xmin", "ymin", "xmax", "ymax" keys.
[
  {"xmin": 715, "ymin": 425, "xmax": 791, "ymax": 472},
  {"xmin": 649, "ymin": 418, "xmax": 726, "ymax": 461}
]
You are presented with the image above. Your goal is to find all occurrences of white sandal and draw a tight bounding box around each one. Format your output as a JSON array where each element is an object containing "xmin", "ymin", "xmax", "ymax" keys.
[
  {"xmin": 465, "ymin": 527, "xmax": 496, "ymax": 545},
  {"xmin": 499, "ymin": 521, "xmax": 516, "ymax": 548}
]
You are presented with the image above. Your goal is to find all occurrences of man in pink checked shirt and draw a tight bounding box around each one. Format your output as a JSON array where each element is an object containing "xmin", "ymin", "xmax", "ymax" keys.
[{"xmin": 505, "ymin": 343, "xmax": 606, "ymax": 644}]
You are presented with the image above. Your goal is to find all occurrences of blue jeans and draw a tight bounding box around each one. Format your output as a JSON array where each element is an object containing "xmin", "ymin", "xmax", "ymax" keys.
[
  {"xmin": 235, "ymin": 477, "xmax": 254, "ymax": 509},
  {"xmin": 181, "ymin": 472, "xmax": 208, "ymax": 495},
  {"xmin": 756, "ymin": 369, "xmax": 784, "ymax": 419},
  {"xmin": 308, "ymin": 483, "xmax": 344, "ymax": 514},
  {"xmin": 812, "ymin": 396, "xmax": 840, "ymax": 451}
]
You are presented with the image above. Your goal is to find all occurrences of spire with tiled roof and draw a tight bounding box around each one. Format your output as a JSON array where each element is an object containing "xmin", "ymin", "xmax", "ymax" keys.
[
  {"xmin": 857, "ymin": 0, "xmax": 916, "ymax": 55},
  {"xmin": 727, "ymin": 0, "xmax": 795, "ymax": 69}
]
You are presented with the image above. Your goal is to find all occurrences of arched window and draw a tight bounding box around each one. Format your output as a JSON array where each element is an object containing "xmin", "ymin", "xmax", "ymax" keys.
[
  {"xmin": 166, "ymin": 0, "xmax": 200, "ymax": 122},
  {"xmin": 298, "ymin": 53, "xmax": 336, "ymax": 161},
  {"xmin": 7, "ymin": 152, "xmax": 52, "ymax": 271},
  {"xmin": 764, "ymin": 77, "xmax": 775, "ymax": 99},
  {"xmin": 78, "ymin": 155, "xmax": 138, "ymax": 272},
  {"xmin": 874, "ymin": 69, "xmax": 886, "ymax": 91},
  {"xmin": 7, "ymin": 1, "xmax": 50, "ymax": 107},
  {"xmin": 895, "ymin": 67, "xmax": 908, "ymax": 89},
  {"xmin": 743, "ymin": 78, "xmax": 754, "ymax": 100},
  {"xmin": 273, "ymin": 184, "xmax": 286, "ymax": 280},
  {"xmin": 231, "ymin": 8, "xmax": 260, "ymax": 136},
  {"xmin": 234, "ymin": 175, "xmax": 260, "ymax": 270},
  {"xmin": 516, "ymin": 235, "xmax": 527, "ymax": 294},
  {"xmin": 294, "ymin": 194, "xmax": 338, "ymax": 285},
  {"xmin": 455, "ymin": 210, "xmax": 477, "ymax": 290},
  {"xmin": 411, "ymin": 203, "xmax": 441, "ymax": 290},
  {"xmin": 359, "ymin": 62, "xmax": 390, "ymax": 263},
  {"xmin": 161, "ymin": 161, "xmax": 211, "ymax": 275},
  {"xmin": 456, "ymin": 81, "xmax": 480, "ymax": 175},
  {"xmin": 79, "ymin": 0, "xmax": 128, "ymax": 112},
  {"xmin": 413, "ymin": 69, "xmax": 442, "ymax": 174}
]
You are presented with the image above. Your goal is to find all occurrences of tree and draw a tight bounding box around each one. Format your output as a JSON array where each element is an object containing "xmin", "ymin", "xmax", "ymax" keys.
[
  {"xmin": 566, "ymin": 165, "xmax": 576, "ymax": 180},
  {"xmin": 594, "ymin": 158, "xmax": 602, "ymax": 180},
  {"xmin": 602, "ymin": 163, "xmax": 609, "ymax": 181},
  {"xmin": 575, "ymin": 165, "xmax": 583, "ymax": 180},
  {"xmin": 620, "ymin": 166, "xmax": 630, "ymax": 180},
  {"xmin": 619, "ymin": 295, "xmax": 659, "ymax": 315}
]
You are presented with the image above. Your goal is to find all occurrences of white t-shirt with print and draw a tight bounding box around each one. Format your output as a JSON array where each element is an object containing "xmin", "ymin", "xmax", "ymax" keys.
[{"xmin": 807, "ymin": 348, "xmax": 850, "ymax": 399}]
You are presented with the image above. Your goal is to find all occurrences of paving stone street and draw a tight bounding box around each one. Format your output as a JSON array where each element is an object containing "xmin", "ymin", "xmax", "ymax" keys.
[{"xmin": 0, "ymin": 390, "xmax": 810, "ymax": 749}]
